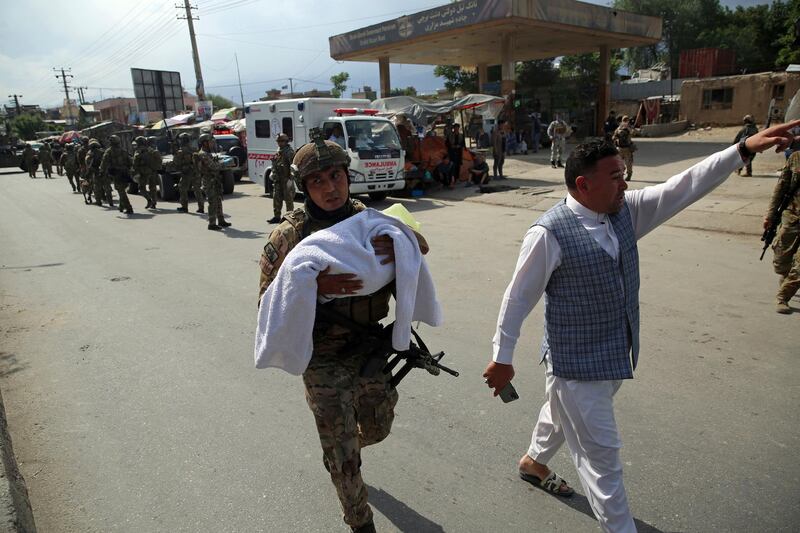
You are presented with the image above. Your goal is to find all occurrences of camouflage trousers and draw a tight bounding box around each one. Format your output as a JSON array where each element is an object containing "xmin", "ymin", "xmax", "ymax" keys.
[
  {"xmin": 139, "ymin": 171, "xmax": 160, "ymax": 206},
  {"xmin": 93, "ymin": 172, "xmax": 113, "ymax": 204},
  {"xmin": 206, "ymin": 187, "xmax": 224, "ymax": 225},
  {"xmin": 64, "ymin": 166, "xmax": 78, "ymax": 191},
  {"xmin": 180, "ymin": 173, "xmax": 203, "ymax": 210},
  {"xmin": 114, "ymin": 179, "xmax": 132, "ymax": 211},
  {"xmin": 618, "ymin": 147, "xmax": 634, "ymax": 178},
  {"xmin": 302, "ymin": 340, "xmax": 398, "ymax": 529},
  {"xmin": 272, "ymin": 173, "xmax": 295, "ymax": 218},
  {"xmin": 773, "ymin": 215, "xmax": 799, "ymax": 303}
]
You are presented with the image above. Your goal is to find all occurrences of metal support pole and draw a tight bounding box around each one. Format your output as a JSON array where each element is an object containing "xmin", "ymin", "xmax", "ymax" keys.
[
  {"xmin": 598, "ymin": 45, "xmax": 610, "ymax": 137},
  {"xmin": 379, "ymin": 57, "xmax": 391, "ymax": 98}
]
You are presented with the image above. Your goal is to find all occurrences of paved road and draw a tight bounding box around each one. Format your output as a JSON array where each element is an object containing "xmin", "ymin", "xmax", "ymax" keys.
[{"xmin": 0, "ymin": 142, "xmax": 798, "ymax": 533}]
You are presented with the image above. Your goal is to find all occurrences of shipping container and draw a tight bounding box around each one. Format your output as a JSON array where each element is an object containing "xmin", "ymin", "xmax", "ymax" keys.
[{"xmin": 679, "ymin": 48, "xmax": 737, "ymax": 79}]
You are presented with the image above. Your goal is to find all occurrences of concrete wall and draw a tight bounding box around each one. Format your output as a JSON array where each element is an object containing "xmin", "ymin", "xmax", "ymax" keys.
[{"xmin": 681, "ymin": 72, "xmax": 800, "ymax": 126}]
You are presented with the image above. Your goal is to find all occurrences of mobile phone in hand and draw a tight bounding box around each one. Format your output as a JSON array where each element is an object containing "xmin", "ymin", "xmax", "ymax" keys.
[{"xmin": 498, "ymin": 382, "xmax": 519, "ymax": 403}]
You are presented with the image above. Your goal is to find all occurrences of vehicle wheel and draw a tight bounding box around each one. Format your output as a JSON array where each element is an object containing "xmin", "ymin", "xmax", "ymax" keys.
[
  {"xmin": 368, "ymin": 191, "xmax": 388, "ymax": 201},
  {"xmin": 159, "ymin": 172, "xmax": 178, "ymax": 201},
  {"xmin": 222, "ymin": 170, "xmax": 235, "ymax": 195}
]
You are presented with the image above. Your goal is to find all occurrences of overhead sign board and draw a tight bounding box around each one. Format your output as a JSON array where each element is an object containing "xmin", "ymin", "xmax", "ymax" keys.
[{"xmin": 131, "ymin": 68, "xmax": 184, "ymax": 114}]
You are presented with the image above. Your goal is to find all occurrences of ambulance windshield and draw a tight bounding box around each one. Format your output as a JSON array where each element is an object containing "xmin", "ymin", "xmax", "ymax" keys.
[{"xmin": 345, "ymin": 120, "xmax": 401, "ymax": 157}]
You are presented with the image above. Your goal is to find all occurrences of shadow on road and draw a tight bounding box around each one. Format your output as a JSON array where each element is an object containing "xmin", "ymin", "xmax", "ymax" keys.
[
  {"xmin": 557, "ymin": 492, "xmax": 677, "ymax": 533},
  {"xmin": 221, "ymin": 227, "xmax": 265, "ymax": 239},
  {"xmin": 366, "ymin": 484, "xmax": 444, "ymax": 533}
]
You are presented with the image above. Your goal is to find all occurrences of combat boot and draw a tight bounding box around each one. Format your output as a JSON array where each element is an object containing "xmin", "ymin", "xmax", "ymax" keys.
[
  {"xmin": 550, "ymin": 160, "xmax": 556, "ymax": 168},
  {"xmin": 351, "ymin": 522, "xmax": 376, "ymax": 533},
  {"xmin": 177, "ymin": 205, "xmax": 188, "ymax": 213},
  {"xmin": 267, "ymin": 216, "xmax": 281, "ymax": 224},
  {"xmin": 208, "ymin": 223, "xmax": 221, "ymax": 231},
  {"xmin": 196, "ymin": 205, "xmax": 205, "ymax": 213},
  {"xmin": 776, "ymin": 301, "xmax": 792, "ymax": 314},
  {"xmin": 219, "ymin": 220, "xmax": 231, "ymax": 228},
  {"xmin": 557, "ymin": 160, "xmax": 564, "ymax": 168},
  {"xmin": 126, "ymin": 207, "xmax": 134, "ymax": 215}
]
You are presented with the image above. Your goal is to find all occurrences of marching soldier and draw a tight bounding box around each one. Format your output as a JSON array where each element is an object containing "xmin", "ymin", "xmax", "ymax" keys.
[
  {"xmin": 85, "ymin": 139, "xmax": 104, "ymax": 206},
  {"xmin": 175, "ymin": 133, "xmax": 204, "ymax": 214},
  {"xmin": 22, "ymin": 144, "xmax": 37, "ymax": 178},
  {"xmin": 100, "ymin": 135, "xmax": 134, "ymax": 215},
  {"xmin": 39, "ymin": 141, "xmax": 53, "ymax": 178},
  {"xmin": 267, "ymin": 132, "xmax": 295, "ymax": 224},
  {"xmin": 133, "ymin": 137, "xmax": 161, "ymax": 209},
  {"xmin": 195, "ymin": 133, "xmax": 230, "ymax": 230},
  {"xmin": 60, "ymin": 143, "xmax": 79, "ymax": 192}
]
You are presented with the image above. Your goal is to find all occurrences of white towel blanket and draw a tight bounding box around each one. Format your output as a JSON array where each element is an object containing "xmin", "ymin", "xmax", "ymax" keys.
[{"xmin": 254, "ymin": 208, "xmax": 443, "ymax": 375}]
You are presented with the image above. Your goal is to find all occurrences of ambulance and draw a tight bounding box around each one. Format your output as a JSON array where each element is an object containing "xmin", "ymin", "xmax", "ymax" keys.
[{"xmin": 245, "ymin": 98, "xmax": 405, "ymax": 200}]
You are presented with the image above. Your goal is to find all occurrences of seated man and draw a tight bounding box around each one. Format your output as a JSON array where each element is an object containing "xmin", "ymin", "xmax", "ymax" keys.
[
  {"xmin": 435, "ymin": 155, "xmax": 454, "ymax": 188},
  {"xmin": 468, "ymin": 153, "xmax": 490, "ymax": 186}
]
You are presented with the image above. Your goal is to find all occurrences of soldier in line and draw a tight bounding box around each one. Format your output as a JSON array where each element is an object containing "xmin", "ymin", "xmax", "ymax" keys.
[
  {"xmin": 613, "ymin": 115, "xmax": 636, "ymax": 181},
  {"xmin": 85, "ymin": 139, "xmax": 105, "ymax": 206},
  {"xmin": 60, "ymin": 143, "xmax": 79, "ymax": 192},
  {"xmin": 133, "ymin": 137, "xmax": 161, "ymax": 209},
  {"xmin": 100, "ymin": 135, "xmax": 134, "ymax": 215},
  {"xmin": 267, "ymin": 133, "xmax": 295, "ymax": 224},
  {"xmin": 257, "ymin": 132, "xmax": 429, "ymax": 533},
  {"xmin": 53, "ymin": 142, "xmax": 64, "ymax": 176},
  {"xmin": 77, "ymin": 138, "xmax": 91, "ymax": 202},
  {"xmin": 39, "ymin": 141, "xmax": 53, "ymax": 178},
  {"xmin": 734, "ymin": 115, "xmax": 759, "ymax": 177},
  {"xmin": 22, "ymin": 144, "xmax": 37, "ymax": 178},
  {"xmin": 175, "ymin": 133, "xmax": 204, "ymax": 214},
  {"xmin": 765, "ymin": 150, "xmax": 800, "ymax": 314},
  {"xmin": 195, "ymin": 133, "xmax": 231, "ymax": 231},
  {"xmin": 547, "ymin": 114, "xmax": 570, "ymax": 169}
]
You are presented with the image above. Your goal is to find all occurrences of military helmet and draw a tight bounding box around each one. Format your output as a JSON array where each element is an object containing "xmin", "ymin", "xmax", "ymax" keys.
[
  {"xmin": 89, "ymin": 138, "xmax": 101, "ymax": 148},
  {"xmin": 81, "ymin": 137, "xmax": 89, "ymax": 145},
  {"xmin": 743, "ymin": 114, "xmax": 754, "ymax": 124},
  {"xmin": 198, "ymin": 133, "xmax": 213, "ymax": 146},
  {"xmin": 66, "ymin": 143, "xmax": 75, "ymax": 151},
  {"xmin": 109, "ymin": 135, "xmax": 120, "ymax": 146},
  {"xmin": 277, "ymin": 133, "xmax": 289, "ymax": 143},
  {"xmin": 134, "ymin": 136, "xmax": 148, "ymax": 147},
  {"xmin": 292, "ymin": 127, "xmax": 350, "ymax": 181},
  {"xmin": 178, "ymin": 132, "xmax": 191, "ymax": 145}
]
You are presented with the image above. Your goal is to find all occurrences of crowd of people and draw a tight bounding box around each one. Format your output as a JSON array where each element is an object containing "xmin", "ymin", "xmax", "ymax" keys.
[{"xmin": 20, "ymin": 132, "xmax": 232, "ymax": 230}]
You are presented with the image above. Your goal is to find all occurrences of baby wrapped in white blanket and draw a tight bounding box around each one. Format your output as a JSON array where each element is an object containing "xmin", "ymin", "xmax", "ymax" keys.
[{"xmin": 255, "ymin": 208, "xmax": 443, "ymax": 374}]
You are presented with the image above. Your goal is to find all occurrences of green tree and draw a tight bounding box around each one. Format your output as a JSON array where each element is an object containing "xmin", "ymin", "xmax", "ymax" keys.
[
  {"xmin": 330, "ymin": 72, "xmax": 350, "ymax": 98},
  {"xmin": 12, "ymin": 114, "xmax": 45, "ymax": 140},
  {"xmin": 433, "ymin": 65, "xmax": 478, "ymax": 93},
  {"xmin": 388, "ymin": 86, "xmax": 418, "ymax": 96},
  {"xmin": 207, "ymin": 93, "xmax": 237, "ymax": 110}
]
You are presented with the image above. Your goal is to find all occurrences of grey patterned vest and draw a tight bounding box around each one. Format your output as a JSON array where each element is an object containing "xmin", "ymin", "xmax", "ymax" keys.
[{"xmin": 535, "ymin": 200, "xmax": 640, "ymax": 380}]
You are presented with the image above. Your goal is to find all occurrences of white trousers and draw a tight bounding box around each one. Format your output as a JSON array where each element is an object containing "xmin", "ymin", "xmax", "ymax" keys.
[
  {"xmin": 528, "ymin": 362, "xmax": 636, "ymax": 533},
  {"xmin": 550, "ymin": 137, "xmax": 566, "ymax": 163}
]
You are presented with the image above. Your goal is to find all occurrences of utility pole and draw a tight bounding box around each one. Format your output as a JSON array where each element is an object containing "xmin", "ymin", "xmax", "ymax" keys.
[
  {"xmin": 76, "ymin": 86, "xmax": 88, "ymax": 105},
  {"xmin": 289, "ymin": 78, "xmax": 294, "ymax": 97},
  {"xmin": 7, "ymin": 94, "xmax": 22, "ymax": 115},
  {"xmin": 176, "ymin": 0, "xmax": 206, "ymax": 101},
  {"xmin": 54, "ymin": 67, "xmax": 75, "ymax": 128},
  {"xmin": 234, "ymin": 53, "xmax": 245, "ymax": 109}
]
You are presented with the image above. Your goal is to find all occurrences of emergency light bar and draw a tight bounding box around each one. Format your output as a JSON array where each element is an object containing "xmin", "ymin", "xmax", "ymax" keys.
[{"xmin": 334, "ymin": 108, "xmax": 380, "ymax": 116}]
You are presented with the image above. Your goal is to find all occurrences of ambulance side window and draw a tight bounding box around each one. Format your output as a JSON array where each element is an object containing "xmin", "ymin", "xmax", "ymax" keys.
[
  {"xmin": 281, "ymin": 117, "xmax": 293, "ymax": 141},
  {"xmin": 255, "ymin": 120, "xmax": 271, "ymax": 138}
]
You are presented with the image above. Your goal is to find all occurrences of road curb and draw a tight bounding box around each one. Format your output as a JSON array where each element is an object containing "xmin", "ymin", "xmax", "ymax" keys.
[{"xmin": 0, "ymin": 389, "xmax": 35, "ymax": 533}]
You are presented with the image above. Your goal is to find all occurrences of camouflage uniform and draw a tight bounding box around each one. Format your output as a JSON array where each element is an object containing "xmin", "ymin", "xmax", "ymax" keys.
[
  {"xmin": 272, "ymin": 143, "xmax": 295, "ymax": 219},
  {"xmin": 767, "ymin": 151, "xmax": 800, "ymax": 310},
  {"xmin": 60, "ymin": 145, "xmax": 79, "ymax": 192},
  {"xmin": 195, "ymin": 147, "xmax": 226, "ymax": 227},
  {"xmin": 100, "ymin": 142, "xmax": 133, "ymax": 213},
  {"xmin": 133, "ymin": 143, "xmax": 161, "ymax": 208},
  {"xmin": 257, "ymin": 199, "xmax": 399, "ymax": 530},
  {"xmin": 38, "ymin": 143, "xmax": 53, "ymax": 178},
  {"xmin": 85, "ymin": 144, "xmax": 106, "ymax": 205},
  {"xmin": 613, "ymin": 123, "xmax": 635, "ymax": 180},
  {"xmin": 175, "ymin": 145, "xmax": 204, "ymax": 212}
]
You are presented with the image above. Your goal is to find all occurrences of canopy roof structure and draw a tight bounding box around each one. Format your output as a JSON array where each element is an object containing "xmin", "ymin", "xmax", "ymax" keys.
[
  {"xmin": 372, "ymin": 94, "xmax": 505, "ymax": 125},
  {"xmin": 330, "ymin": 0, "xmax": 661, "ymax": 66}
]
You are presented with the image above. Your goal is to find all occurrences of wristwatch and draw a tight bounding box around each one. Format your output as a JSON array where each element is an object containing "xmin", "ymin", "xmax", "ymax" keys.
[{"xmin": 737, "ymin": 139, "xmax": 755, "ymax": 161}]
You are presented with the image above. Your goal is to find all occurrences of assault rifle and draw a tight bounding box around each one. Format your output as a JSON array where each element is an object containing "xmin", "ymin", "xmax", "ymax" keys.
[
  {"xmin": 761, "ymin": 172, "xmax": 800, "ymax": 260},
  {"xmin": 315, "ymin": 304, "xmax": 458, "ymax": 387}
]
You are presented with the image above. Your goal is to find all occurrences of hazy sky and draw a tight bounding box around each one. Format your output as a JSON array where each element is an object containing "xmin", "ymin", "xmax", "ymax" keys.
[{"xmin": 0, "ymin": 0, "xmax": 773, "ymax": 109}]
